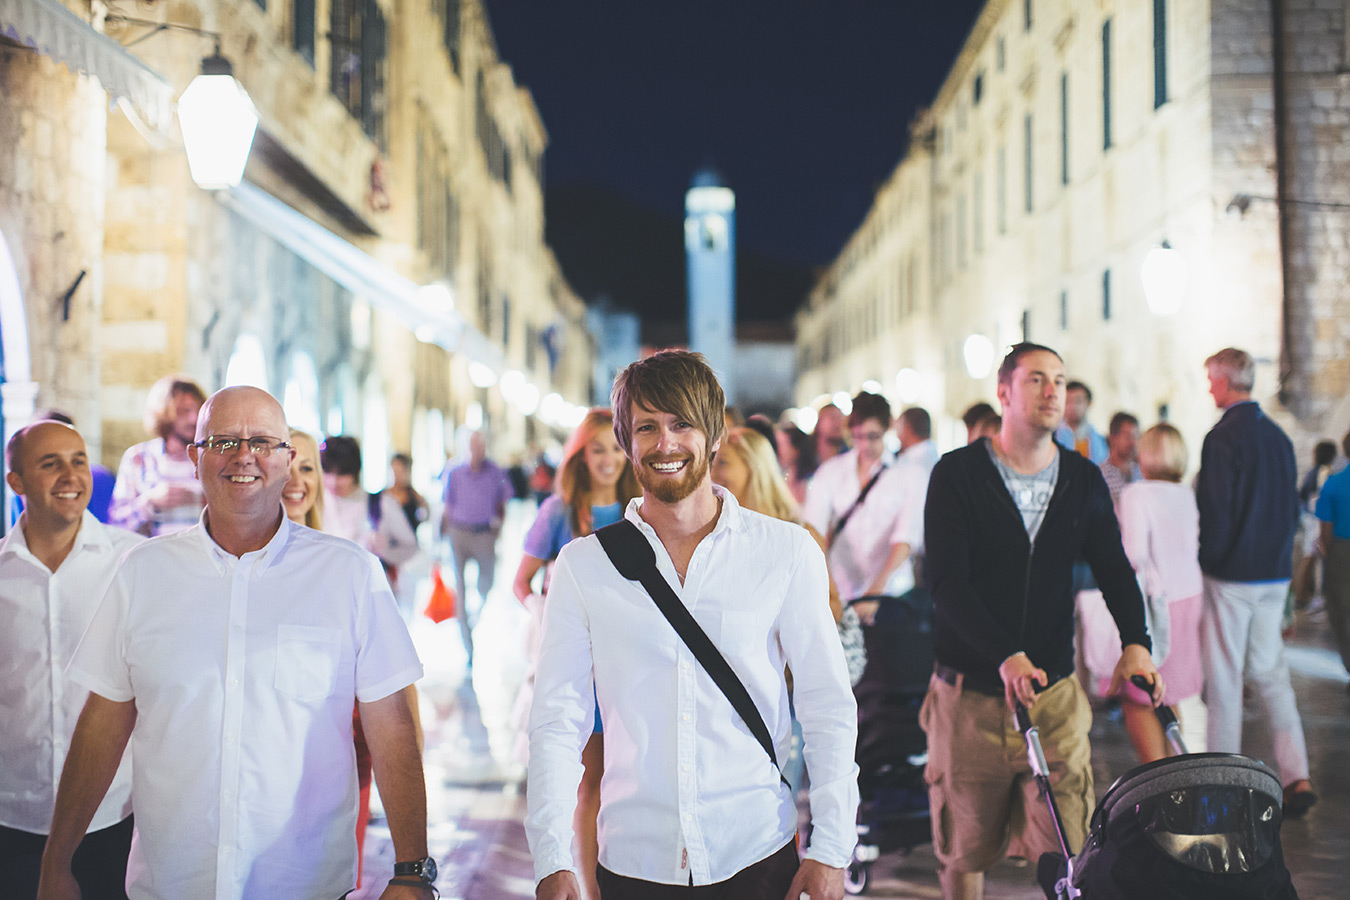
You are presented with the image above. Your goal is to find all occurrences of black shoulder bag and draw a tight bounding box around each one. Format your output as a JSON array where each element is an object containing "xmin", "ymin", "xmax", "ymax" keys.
[
  {"xmin": 828, "ymin": 463, "xmax": 888, "ymax": 547},
  {"xmin": 594, "ymin": 519, "xmax": 789, "ymax": 788}
]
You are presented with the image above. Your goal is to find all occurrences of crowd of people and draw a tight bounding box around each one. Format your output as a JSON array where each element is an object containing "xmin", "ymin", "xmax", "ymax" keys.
[{"xmin": 1, "ymin": 341, "xmax": 1345, "ymax": 900}]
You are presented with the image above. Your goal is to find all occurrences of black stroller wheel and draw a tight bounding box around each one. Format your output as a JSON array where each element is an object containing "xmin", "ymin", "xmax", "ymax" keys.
[{"xmin": 843, "ymin": 859, "xmax": 870, "ymax": 895}]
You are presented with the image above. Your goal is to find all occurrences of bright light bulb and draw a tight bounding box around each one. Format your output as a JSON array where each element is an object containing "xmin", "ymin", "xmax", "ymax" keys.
[
  {"xmin": 895, "ymin": 368, "xmax": 922, "ymax": 403},
  {"xmin": 964, "ymin": 334, "xmax": 995, "ymax": 379},
  {"xmin": 468, "ymin": 361, "xmax": 498, "ymax": 388},
  {"xmin": 178, "ymin": 66, "xmax": 258, "ymax": 190},
  {"xmin": 1141, "ymin": 244, "xmax": 1188, "ymax": 316}
]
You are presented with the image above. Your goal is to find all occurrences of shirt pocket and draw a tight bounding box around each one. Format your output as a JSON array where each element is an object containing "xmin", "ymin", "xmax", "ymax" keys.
[
  {"xmin": 713, "ymin": 610, "xmax": 770, "ymax": 660},
  {"xmin": 274, "ymin": 624, "xmax": 342, "ymax": 702}
]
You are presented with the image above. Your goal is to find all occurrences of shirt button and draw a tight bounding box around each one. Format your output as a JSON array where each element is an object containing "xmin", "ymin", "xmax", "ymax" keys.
[
  {"xmin": 682, "ymin": 764, "xmax": 691, "ymax": 772},
  {"xmin": 682, "ymin": 713, "xmax": 691, "ymax": 722}
]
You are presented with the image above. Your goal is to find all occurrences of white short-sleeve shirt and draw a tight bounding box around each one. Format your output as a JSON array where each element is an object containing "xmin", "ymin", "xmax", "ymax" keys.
[
  {"xmin": 0, "ymin": 511, "xmax": 142, "ymax": 834},
  {"xmin": 68, "ymin": 514, "xmax": 423, "ymax": 900}
]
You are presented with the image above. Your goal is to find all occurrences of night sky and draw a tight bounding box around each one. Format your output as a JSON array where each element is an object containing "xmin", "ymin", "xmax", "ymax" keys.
[{"xmin": 484, "ymin": 1, "xmax": 986, "ymax": 325}]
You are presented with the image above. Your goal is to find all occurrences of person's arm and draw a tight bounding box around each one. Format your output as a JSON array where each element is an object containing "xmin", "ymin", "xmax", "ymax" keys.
[
  {"xmin": 777, "ymin": 532, "xmax": 857, "ymax": 882},
  {"xmin": 802, "ymin": 523, "xmax": 842, "ymax": 623},
  {"xmin": 359, "ymin": 687, "xmax": 433, "ymax": 900},
  {"xmin": 1116, "ymin": 485, "xmax": 1149, "ymax": 575},
  {"xmin": 523, "ymin": 551, "xmax": 596, "ymax": 889},
  {"xmin": 107, "ymin": 447, "xmax": 152, "ymax": 535},
  {"xmin": 38, "ymin": 695, "xmax": 136, "ymax": 900},
  {"xmin": 514, "ymin": 555, "xmax": 547, "ymax": 604},
  {"xmin": 1318, "ymin": 520, "xmax": 1334, "ymax": 557},
  {"xmin": 376, "ymin": 493, "xmax": 420, "ymax": 568}
]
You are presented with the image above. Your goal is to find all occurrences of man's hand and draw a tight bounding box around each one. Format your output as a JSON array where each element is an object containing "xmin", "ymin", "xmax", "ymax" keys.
[
  {"xmin": 783, "ymin": 859, "xmax": 845, "ymax": 900},
  {"xmin": 850, "ymin": 598, "xmax": 880, "ymax": 626},
  {"xmin": 1108, "ymin": 643, "xmax": 1165, "ymax": 707},
  {"xmin": 999, "ymin": 651, "xmax": 1047, "ymax": 711},
  {"xmin": 377, "ymin": 882, "xmax": 435, "ymax": 900},
  {"xmin": 535, "ymin": 870, "xmax": 583, "ymax": 900},
  {"xmin": 35, "ymin": 865, "xmax": 80, "ymax": 900}
]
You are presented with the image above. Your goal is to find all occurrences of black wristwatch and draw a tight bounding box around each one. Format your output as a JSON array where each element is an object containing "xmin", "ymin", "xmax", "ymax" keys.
[{"xmin": 393, "ymin": 856, "xmax": 438, "ymax": 883}]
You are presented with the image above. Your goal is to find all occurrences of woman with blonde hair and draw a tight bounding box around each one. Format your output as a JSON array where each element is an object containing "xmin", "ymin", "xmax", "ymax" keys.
[
  {"xmin": 283, "ymin": 428, "xmax": 325, "ymax": 530},
  {"xmin": 1112, "ymin": 423, "xmax": 1206, "ymax": 762},
  {"xmin": 512, "ymin": 408, "xmax": 639, "ymax": 900}
]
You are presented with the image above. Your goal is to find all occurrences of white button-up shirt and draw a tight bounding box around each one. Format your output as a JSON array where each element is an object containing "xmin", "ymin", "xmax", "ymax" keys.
[
  {"xmin": 803, "ymin": 450, "xmax": 927, "ymax": 600},
  {"xmin": 0, "ymin": 511, "xmax": 141, "ymax": 834},
  {"xmin": 68, "ymin": 515, "xmax": 423, "ymax": 900},
  {"xmin": 525, "ymin": 487, "xmax": 858, "ymax": 886}
]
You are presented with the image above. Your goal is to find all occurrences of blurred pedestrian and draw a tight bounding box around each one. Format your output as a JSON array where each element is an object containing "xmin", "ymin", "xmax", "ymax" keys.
[
  {"xmin": 441, "ymin": 430, "xmax": 512, "ymax": 669},
  {"xmin": 813, "ymin": 402, "xmax": 849, "ymax": 463},
  {"xmin": 1098, "ymin": 412, "xmax": 1141, "ymax": 509},
  {"xmin": 1, "ymin": 422, "xmax": 142, "ymax": 900},
  {"xmin": 512, "ymin": 409, "xmax": 639, "ymax": 900},
  {"xmin": 961, "ymin": 401, "xmax": 996, "ymax": 445},
  {"xmin": 775, "ymin": 423, "xmax": 817, "ymax": 505},
  {"xmin": 388, "ymin": 452, "xmax": 430, "ymax": 533},
  {"xmin": 527, "ymin": 351, "xmax": 857, "ymax": 900},
  {"xmin": 1113, "ymin": 424, "xmax": 1205, "ymax": 763},
  {"xmin": 108, "ymin": 375, "xmax": 206, "ymax": 536},
  {"xmin": 1293, "ymin": 439, "xmax": 1337, "ymax": 608},
  {"xmin": 922, "ymin": 343, "xmax": 1159, "ymax": 900},
  {"xmin": 321, "ymin": 435, "xmax": 419, "ymax": 595},
  {"xmin": 1314, "ymin": 430, "xmax": 1350, "ymax": 677},
  {"xmin": 1196, "ymin": 347, "xmax": 1315, "ymax": 816},
  {"xmin": 283, "ymin": 429, "xmax": 325, "ymax": 530},
  {"xmin": 1053, "ymin": 380, "xmax": 1108, "ymax": 464},
  {"xmin": 37, "ymin": 387, "xmax": 432, "ymax": 900}
]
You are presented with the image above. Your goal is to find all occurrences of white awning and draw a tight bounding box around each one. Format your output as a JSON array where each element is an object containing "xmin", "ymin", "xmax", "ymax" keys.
[
  {"xmin": 220, "ymin": 182, "xmax": 504, "ymax": 372},
  {"xmin": 0, "ymin": 0, "xmax": 173, "ymax": 131}
]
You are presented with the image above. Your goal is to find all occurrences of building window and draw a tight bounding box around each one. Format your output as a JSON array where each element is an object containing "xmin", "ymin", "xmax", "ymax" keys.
[
  {"xmin": 1025, "ymin": 0, "xmax": 1033, "ymax": 31},
  {"xmin": 997, "ymin": 145, "xmax": 1007, "ymax": 234},
  {"xmin": 973, "ymin": 71, "xmax": 984, "ymax": 105},
  {"xmin": 330, "ymin": 0, "xmax": 387, "ymax": 147},
  {"xmin": 1153, "ymin": 0, "xmax": 1168, "ymax": 109},
  {"xmin": 254, "ymin": 0, "xmax": 266, "ymax": 9},
  {"xmin": 1102, "ymin": 19, "xmax": 1112, "ymax": 149},
  {"xmin": 973, "ymin": 171, "xmax": 985, "ymax": 253},
  {"xmin": 1024, "ymin": 114, "xmax": 1034, "ymax": 214},
  {"xmin": 293, "ymin": 0, "xmax": 315, "ymax": 65},
  {"xmin": 444, "ymin": 0, "xmax": 461, "ymax": 74},
  {"xmin": 1059, "ymin": 290, "xmax": 1068, "ymax": 330},
  {"xmin": 1102, "ymin": 269, "xmax": 1112, "ymax": 320},
  {"xmin": 956, "ymin": 193, "xmax": 968, "ymax": 269},
  {"xmin": 997, "ymin": 36, "xmax": 1006, "ymax": 72},
  {"xmin": 1060, "ymin": 73, "xmax": 1069, "ymax": 185},
  {"xmin": 1021, "ymin": 309, "xmax": 1031, "ymax": 341}
]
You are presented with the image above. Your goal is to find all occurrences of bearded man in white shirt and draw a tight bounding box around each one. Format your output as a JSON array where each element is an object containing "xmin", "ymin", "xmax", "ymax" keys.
[
  {"xmin": 38, "ymin": 386, "xmax": 435, "ymax": 900},
  {"xmin": 527, "ymin": 350, "xmax": 858, "ymax": 900},
  {"xmin": 1, "ymin": 421, "xmax": 143, "ymax": 899}
]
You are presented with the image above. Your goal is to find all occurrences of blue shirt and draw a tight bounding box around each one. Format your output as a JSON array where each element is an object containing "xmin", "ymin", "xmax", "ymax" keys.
[
  {"xmin": 1315, "ymin": 467, "xmax": 1350, "ymax": 540},
  {"xmin": 523, "ymin": 495, "xmax": 624, "ymax": 560}
]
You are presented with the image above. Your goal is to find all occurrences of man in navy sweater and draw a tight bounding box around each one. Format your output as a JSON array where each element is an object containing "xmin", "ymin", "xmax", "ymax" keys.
[
  {"xmin": 1197, "ymin": 347, "xmax": 1316, "ymax": 816},
  {"xmin": 922, "ymin": 343, "xmax": 1160, "ymax": 900}
]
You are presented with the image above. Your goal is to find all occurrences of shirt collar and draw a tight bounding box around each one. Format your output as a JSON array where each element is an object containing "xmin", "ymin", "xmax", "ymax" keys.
[
  {"xmin": 197, "ymin": 506, "xmax": 293, "ymax": 572},
  {"xmin": 623, "ymin": 482, "xmax": 745, "ymax": 538},
  {"xmin": 0, "ymin": 509, "xmax": 112, "ymax": 564}
]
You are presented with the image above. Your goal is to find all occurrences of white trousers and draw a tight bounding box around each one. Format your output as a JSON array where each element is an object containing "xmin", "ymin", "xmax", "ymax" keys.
[{"xmin": 1200, "ymin": 576, "xmax": 1309, "ymax": 785}]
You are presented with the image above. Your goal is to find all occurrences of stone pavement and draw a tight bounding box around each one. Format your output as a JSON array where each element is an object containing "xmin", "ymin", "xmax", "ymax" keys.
[{"xmin": 355, "ymin": 507, "xmax": 1350, "ymax": 899}]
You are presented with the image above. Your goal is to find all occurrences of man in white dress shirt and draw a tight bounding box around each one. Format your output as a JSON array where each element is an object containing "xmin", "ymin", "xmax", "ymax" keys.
[
  {"xmin": 1, "ymin": 421, "xmax": 142, "ymax": 899},
  {"xmin": 38, "ymin": 386, "xmax": 435, "ymax": 900},
  {"xmin": 527, "ymin": 351, "xmax": 858, "ymax": 900}
]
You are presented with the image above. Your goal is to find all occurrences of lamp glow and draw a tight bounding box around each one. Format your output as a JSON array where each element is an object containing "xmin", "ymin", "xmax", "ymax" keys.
[
  {"xmin": 178, "ymin": 55, "xmax": 259, "ymax": 190},
  {"xmin": 831, "ymin": 391, "xmax": 853, "ymax": 415},
  {"xmin": 895, "ymin": 368, "xmax": 922, "ymax": 403},
  {"xmin": 467, "ymin": 361, "xmax": 498, "ymax": 388},
  {"xmin": 794, "ymin": 407, "xmax": 818, "ymax": 432},
  {"xmin": 1141, "ymin": 243, "xmax": 1188, "ymax": 316},
  {"xmin": 498, "ymin": 369, "xmax": 526, "ymax": 402},
  {"xmin": 861, "ymin": 379, "xmax": 883, "ymax": 395},
  {"xmin": 964, "ymin": 334, "xmax": 995, "ymax": 379}
]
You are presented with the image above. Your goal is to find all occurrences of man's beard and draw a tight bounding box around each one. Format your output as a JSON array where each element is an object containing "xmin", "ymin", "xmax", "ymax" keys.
[{"xmin": 637, "ymin": 451, "xmax": 708, "ymax": 504}]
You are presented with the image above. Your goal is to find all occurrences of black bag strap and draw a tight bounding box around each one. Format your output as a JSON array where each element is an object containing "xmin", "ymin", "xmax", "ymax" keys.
[
  {"xmin": 829, "ymin": 463, "xmax": 888, "ymax": 546},
  {"xmin": 594, "ymin": 519, "xmax": 789, "ymax": 788}
]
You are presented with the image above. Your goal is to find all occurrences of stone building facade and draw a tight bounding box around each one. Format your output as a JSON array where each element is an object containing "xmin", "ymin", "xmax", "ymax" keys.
[
  {"xmin": 797, "ymin": 0, "xmax": 1350, "ymax": 461},
  {"xmin": 2, "ymin": 0, "xmax": 593, "ymax": 495}
]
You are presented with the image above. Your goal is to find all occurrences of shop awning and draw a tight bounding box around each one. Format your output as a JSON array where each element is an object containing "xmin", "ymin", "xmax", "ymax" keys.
[
  {"xmin": 220, "ymin": 182, "xmax": 504, "ymax": 372},
  {"xmin": 0, "ymin": 0, "xmax": 173, "ymax": 131}
]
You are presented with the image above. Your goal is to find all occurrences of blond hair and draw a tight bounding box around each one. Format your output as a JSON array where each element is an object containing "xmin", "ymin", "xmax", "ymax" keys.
[
  {"xmin": 722, "ymin": 427, "xmax": 799, "ymax": 523},
  {"xmin": 556, "ymin": 408, "xmax": 641, "ymax": 537},
  {"xmin": 611, "ymin": 351, "xmax": 725, "ymax": 460},
  {"xmin": 1138, "ymin": 423, "xmax": 1188, "ymax": 483},
  {"xmin": 144, "ymin": 374, "xmax": 207, "ymax": 439},
  {"xmin": 288, "ymin": 428, "xmax": 326, "ymax": 530}
]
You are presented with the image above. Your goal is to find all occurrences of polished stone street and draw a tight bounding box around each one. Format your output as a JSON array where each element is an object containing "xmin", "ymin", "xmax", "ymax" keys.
[{"xmin": 355, "ymin": 505, "xmax": 1350, "ymax": 899}]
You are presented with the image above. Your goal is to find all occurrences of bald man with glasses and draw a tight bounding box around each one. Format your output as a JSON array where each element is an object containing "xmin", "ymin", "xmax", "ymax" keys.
[{"xmin": 39, "ymin": 386, "xmax": 434, "ymax": 900}]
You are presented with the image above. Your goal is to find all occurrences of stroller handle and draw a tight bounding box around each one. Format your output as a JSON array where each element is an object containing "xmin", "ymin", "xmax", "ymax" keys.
[{"xmin": 1129, "ymin": 675, "xmax": 1188, "ymax": 756}]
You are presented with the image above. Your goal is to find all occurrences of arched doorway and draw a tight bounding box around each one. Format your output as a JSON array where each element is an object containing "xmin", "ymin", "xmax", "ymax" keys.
[{"xmin": 0, "ymin": 230, "xmax": 37, "ymax": 530}]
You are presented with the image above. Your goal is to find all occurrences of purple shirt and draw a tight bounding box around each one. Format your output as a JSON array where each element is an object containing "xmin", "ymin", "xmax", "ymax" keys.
[{"xmin": 443, "ymin": 459, "xmax": 512, "ymax": 527}]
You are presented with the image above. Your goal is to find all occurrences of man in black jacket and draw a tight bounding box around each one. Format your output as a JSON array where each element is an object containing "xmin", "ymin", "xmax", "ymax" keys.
[
  {"xmin": 922, "ymin": 343, "xmax": 1160, "ymax": 900},
  {"xmin": 1196, "ymin": 347, "xmax": 1316, "ymax": 816}
]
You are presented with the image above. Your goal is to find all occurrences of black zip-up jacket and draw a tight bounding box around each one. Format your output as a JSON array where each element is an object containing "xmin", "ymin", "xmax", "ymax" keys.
[
  {"xmin": 924, "ymin": 440, "xmax": 1150, "ymax": 689},
  {"xmin": 1196, "ymin": 401, "xmax": 1299, "ymax": 582}
]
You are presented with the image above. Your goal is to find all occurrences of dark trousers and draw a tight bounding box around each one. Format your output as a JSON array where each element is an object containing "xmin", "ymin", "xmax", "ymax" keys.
[
  {"xmin": 0, "ymin": 816, "xmax": 133, "ymax": 900},
  {"xmin": 597, "ymin": 840, "xmax": 797, "ymax": 900}
]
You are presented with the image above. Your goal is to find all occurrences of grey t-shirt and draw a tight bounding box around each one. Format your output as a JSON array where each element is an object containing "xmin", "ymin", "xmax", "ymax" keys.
[{"xmin": 988, "ymin": 444, "xmax": 1060, "ymax": 542}]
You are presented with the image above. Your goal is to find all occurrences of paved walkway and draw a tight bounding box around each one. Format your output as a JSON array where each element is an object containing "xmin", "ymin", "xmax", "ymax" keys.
[{"xmin": 355, "ymin": 507, "xmax": 1350, "ymax": 899}]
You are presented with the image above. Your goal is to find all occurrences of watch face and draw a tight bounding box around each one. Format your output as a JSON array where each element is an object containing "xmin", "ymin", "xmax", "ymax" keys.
[{"xmin": 423, "ymin": 856, "xmax": 438, "ymax": 882}]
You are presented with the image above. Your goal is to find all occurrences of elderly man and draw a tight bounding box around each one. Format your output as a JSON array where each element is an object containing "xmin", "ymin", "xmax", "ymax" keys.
[
  {"xmin": 1, "ymin": 421, "xmax": 143, "ymax": 899},
  {"xmin": 38, "ymin": 386, "xmax": 435, "ymax": 900}
]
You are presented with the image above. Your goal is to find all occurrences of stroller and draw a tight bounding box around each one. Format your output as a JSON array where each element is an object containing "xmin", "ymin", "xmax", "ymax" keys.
[
  {"xmin": 1022, "ymin": 677, "xmax": 1300, "ymax": 899},
  {"xmin": 843, "ymin": 588, "xmax": 934, "ymax": 895}
]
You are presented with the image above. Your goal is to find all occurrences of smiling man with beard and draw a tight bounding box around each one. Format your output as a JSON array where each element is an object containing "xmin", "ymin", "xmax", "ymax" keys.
[{"xmin": 526, "ymin": 351, "xmax": 858, "ymax": 900}]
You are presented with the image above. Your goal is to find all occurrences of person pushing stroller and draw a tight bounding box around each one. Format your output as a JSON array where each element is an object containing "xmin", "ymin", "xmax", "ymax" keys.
[{"xmin": 921, "ymin": 343, "xmax": 1162, "ymax": 900}]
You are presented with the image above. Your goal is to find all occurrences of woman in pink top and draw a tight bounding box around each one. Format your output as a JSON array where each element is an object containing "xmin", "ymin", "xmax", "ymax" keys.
[{"xmin": 1113, "ymin": 423, "xmax": 1205, "ymax": 762}]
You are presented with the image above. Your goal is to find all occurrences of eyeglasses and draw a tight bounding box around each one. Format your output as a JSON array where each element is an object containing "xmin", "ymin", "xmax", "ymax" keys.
[
  {"xmin": 851, "ymin": 430, "xmax": 886, "ymax": 443},
  {"xmin": 194, "ymin": 436, "xmax": 293, "ymax": 457}
]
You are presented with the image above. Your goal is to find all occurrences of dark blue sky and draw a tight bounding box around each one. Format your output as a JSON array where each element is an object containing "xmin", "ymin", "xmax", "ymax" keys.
[{"xmin": 485, "ymin": 1, "xmax": 986, "ymax": 270}]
